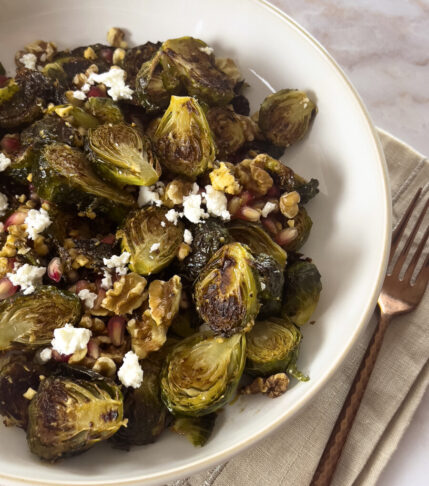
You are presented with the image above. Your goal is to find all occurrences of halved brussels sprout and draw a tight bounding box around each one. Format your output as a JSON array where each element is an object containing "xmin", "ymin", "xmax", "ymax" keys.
[
  {"xmin": 172, "ymin": 413, "xmax": 217, "ymax": 447},
  {"xmin": 3, "ymin": 146, "xmax": 37, "ymax": 184},
  {"xmin": 227, "ymin": 221, "xmax": 287, "ymax": 269},
  {"xmin": 117, "ymin": 207, "xmax": 184, "ymax": 275},
  {"xmin": 258, "ymin": 89, "xmax": 317, "ymax": 147},
  {"xmin": 154, "ymin": 95, "xmax": 216, "ymax": 179},
  {"xmin": 160, "ymin": 332, "xmax": 246, "ymax": 416},
  {"xmin": 33, "ymin": 143, "xmax": 135, "ymax": 219},
  {"xmin": 282, "ymin": 260, "xmax": 322, "ymax": 326},
  {"xmin": 0, "ymin": 286, "xmax": 82, "ymax": 350},
  {"xmin": 46, "ymin": 104, "xmax": 99, "ymax": 130},
  {"xmin": 0, "ymin": 78, "xmax": 19, "ymax": 104},
  {"xmin": 253, "ymin": 253, "xmax": 285, "ymax": 318},
  {"xmin": 245, "ymin": 317, "xmax": 302, "ymax": 376},
  {"xmin": 87, "ymin": 123, "xmax": 161, "ymax": 186},
  {"xmin": 27, "ymin": 375, "xmax": 125, "ymax": 461},
  {"xmin": 282, "ymin": 207, "xmax": 313, "ymax": 252},
  {"xmin": 121, "ymin": 41, "xmax": 161, "ymax": 86},
  {"xmin": 20, "ymin": 114, "xmax": 80, "ymax": 148},
  {"xmin": 84, "ymin": 97, "xmax": 124, "ymax": 124},
  {"xmin": 194, "ymin": 242, "xmax": 260, "ymax": 336}
]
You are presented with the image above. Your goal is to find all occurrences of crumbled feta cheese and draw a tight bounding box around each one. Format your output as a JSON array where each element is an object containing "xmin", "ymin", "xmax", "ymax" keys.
[
  {"xmin": 118, "ymin": 351, "xmax": 144, "ymax": 389},
  {"xmin": 39, "ymin": 348, "xmax": 52, "ymax": 363},
  {"xmin": 191, "ymin": 182, "xmax": 200, "ymax": 194},
  {"xmin": 161, "ymin": 221, "xmax": 166, "ymax": 228},
  {"xmin": 183, "ymin": 229, "xmax": 193, "ymax": 245},
  {"xmin": 78, "ymin": 289, "xmax": 98, "ymax": 309},
  {"xmin": 101, "ymin": 269, "xmax": 113, "ymax": 290},
  {"xmin": 150, "ymin": 243, "xmax": 160, "ymax": 253},
  {"xmin": 165, "ymin": 209, "xmax": 182, "ymax": 225},
  {"xmin": 103, "ymin": 252, "xmax": 130, "ymax": 276},
  {"xmin": 182, "ymin": 194, "xmax": 208, "ymax": 224},
  {"xmin": 88, "ymin": 67, "xmax": 133, "ymax": 101},
  {"xmin": 260, "ymin": 282, "xmax": 266, "ymax": 291},
  {"xmin": 199, "ymin": 46, "xmax": 214, "ymax": 55},
  {"xmin": 81, "ymin": 82, "xmax": 91, "ymax": 93},
  {"xmin": 138, "ymin": 185, "xmax": 162, "ymax": 207},
  {"xmin": 72, "ymin": 90, "xmax": 86, "ymax": 100},
  {"xmin": 7, "ymin": 263, "xmax": 46, "ymax": 295},
  {"xmin": 51, "ymin": 323, "xmax": 91, "ymax": 356},
  {"xmin": 0, "ymin": 192, "xmax": 8, "ymax": 217},
  {"xmin": 20, "ymin": 53, "xmax": 37, "ymax": 70},
  {"xmin": 204, "ymin": 185, "xmax": 230, "ymax": 221},
  {"xmin": 0, "ymin": 153, "xmax": 11, "ymax": 172},
  {"xmin": 24, "ymin": 208, "xmax": 52, "ymax": 240},
  {"xmin": 261, "ymin": 201, "xmax": 277, "ymax": 218}
]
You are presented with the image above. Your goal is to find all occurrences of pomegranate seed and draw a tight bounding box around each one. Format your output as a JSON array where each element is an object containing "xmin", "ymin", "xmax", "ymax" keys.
[
  {"xmin": 240, "ymin": 191, "xmax": 255, "ymax": 206},
  {"xmin": 237, "ymin": 205, "xmax": 261, "ymax": 222},
  {"xmin": 93, "ymin": 288, "xmax": 106, "ymax": 310},
  {"xmin": 52, "ymin": 350, "xmax": 71, "ymax": 362},
  {"xmin": 0, "ymin": 277, "xmax": 18, "ymax": 300},
  {"xmin": 87, "ymin": 339, "xmax": 100, "ymax": 359},
  {"xmin": 100, "ymin": 48, "xmax": 113, "ymax": 64},
  {"xmin": 0, "ymin": 75, "xmax": 9, "ymax": 88},
  {"xmin": 87, "ymin": 86, "xmax": 104, "ymax": 98},
  {"xmin": 101, "ymin": 234, "xmax": 115, "ymax": 245},
  {"xmin": 75, "ymin": 280, "xmax": 90, "ymax": 293},
  {"xmin": 4, "ymin": 211, "xmax": 27, "ymax": 229},
  {"xmin": 276, "ymin": 227, "xmax": 298, "ymax": 246},
  {"xmin": 267, "ymin": 185, "xmax": 281, "ymax": 198},
  {"xmin": 262, "ymin": 217, "xmax": 279, "ymax": 235},
  {"xmin": 47, "ymin": 257, "xmax": 63, "ymax": 283},
  {"xmin": 108, "ymin": 316, "xmax": 126, "ymax": 346},
  {"xmin": 0, "ymin": 134, "xmax": 21, "ymax": 153}
]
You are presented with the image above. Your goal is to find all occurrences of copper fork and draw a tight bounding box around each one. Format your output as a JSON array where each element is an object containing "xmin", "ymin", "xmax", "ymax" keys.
[{"xmin": 310, "ymin": 188, "xmax": 429, "ymax": 486}]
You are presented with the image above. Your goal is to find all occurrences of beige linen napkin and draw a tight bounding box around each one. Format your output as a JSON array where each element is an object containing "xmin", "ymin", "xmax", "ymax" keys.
[{"xmin": 167, "ymin": 130, "xmax": 429, "ymax": 486}]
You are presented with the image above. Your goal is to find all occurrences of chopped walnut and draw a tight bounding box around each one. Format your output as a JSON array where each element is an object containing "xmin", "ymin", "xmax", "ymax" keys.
[
  {"xmin": 15, "ymin": 40, "xmax": 57, "ymax": 68},
  {"xmin": 128, "ymin": 312, "xmax": 168, "ymax": 359},
  {"xmin": 241, "ymin": 373, "xmax": 289, "ymax": 398},
  {"xmin": 112, "ymin": 47, "xmax": 126, "ymax": 65},
  {"xmin": 68, "ymin": 347, "xmax": 88, "ymax": 365},
  {"xmin": 107, "ymin": 27, "xmax": 128, "ymax": 48},
  {"xmin": 164, "ymin": 179, "xmax": 195, "ymax": 206},
  {"xmin": 236, "ymin": 157, "xmax": 274, "ymax": 196},
  {"xmin": 279, "ymin": 191, "xmax": 300, "ymax": 219},
  {"xmin": 79, "ymin": 313, "xmax": 106, "ymax": 333},
  {"xmin": 101, "ymin": 272, "xmax": 148, "ymax": 315},
  {"xmin": 83, "ymin": 46, "xmax": 97, "ymax": 60},
  {"xmin": 209, "ymin": 162, "xmax": 242, "ymax": 195},
  {"xmin": 92, "ymin": 357, "xmax": 117, "ymax": 377},
  {"xmin": 0, "ymin": 257, "xmax": 10, "ymax": 279},
  {"xmin": 33, "ymin": 235, "xmax": 49, "ymax": 256},
  {"xmin": 177, "ymin": 242, "xmax": 192, "ymax": 261},
  {"xmin": 148, "ymin": 275, "xmax": 182, "ymax": 326}
]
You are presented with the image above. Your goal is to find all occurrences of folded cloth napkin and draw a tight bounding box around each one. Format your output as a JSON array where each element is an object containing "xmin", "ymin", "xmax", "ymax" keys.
[{"xmin": 166, "ymin": 129, "xmax": 429, "ymax": 486}]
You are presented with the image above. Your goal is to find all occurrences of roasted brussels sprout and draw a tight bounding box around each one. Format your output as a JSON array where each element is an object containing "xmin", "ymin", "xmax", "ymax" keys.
[
  {"xmin": 253, "ymin": 253, "xmax": 285, "ymax": 318},
  {"xmin": 46, "ymin": 104, "xmax": 99, "ymax": 130},
  {"xmin": 227, "ymin": 221, "xmax": 287, "ymax": 269},
  {"xmin": 121, "ymin": 41, "xmax": 161, "ymax": 86},
  {"xmin": 0, "ymin": 351, "xmax": 44, "ymax": 428},
  {"xmin": 84, "ymin": 97, "xmax": 124, "ymax": 124},
  {"xmin": 160, "ymin": 332, "xmax": 246, "ymax": 416},
  {"xmin": 153, "ymin": 95, "xmax": 216, "ymax": 179},
  {"xmin": 245, "ymin": 317, "xmax": 302, "ymax": 376},
  {"xmin": 0, "ymin": 286, "xmax": 82, "ymax": 350},
  {"xmin": 258, "ymin": 89, "xmax": 317, "ymax": 147},
  {"xmin": 282, "ymin": 207, "xmax": 313, "ymax": 252},
  {"xmin": 33, "ymin": 143, "xmax": 134, "ymax": 219},
  {"xmin": 87, "ymin": 123, "xmax": 160, "ymax": 186},
  {"xmin": 27, "ymin": 375, "xmax": 125, "ymax": 461},
  {"xmin": 20, "ymin": 114, "xmax": 80, "ymax": 148},
  {"xmin": 117, "ymin": 207, "xmax": 184, "ymax": 275},
  {"xmin": 282, "ymin": 261, "xmax": 322, "ymax": 326},
  {"xmin": 169, "ymin": 308, "xmax": 199, "ymax": 338},
  {"xmin": 172, "ymin": 413, "xmax": 217, "ymax": 447},
  {"xmin": 3, "ymin": 146, "xmax": 37, "ymax": 184},
  {"xmin": 194, "ymin": 242, "xmax": 260, "ymax": 336},
  {"xmin": 0, "ymin": 78, "xmax": 19, "ymax": 104},
  {"xmin": 180, "ymin": 219, "xmax": 231, "ymax": 282}
]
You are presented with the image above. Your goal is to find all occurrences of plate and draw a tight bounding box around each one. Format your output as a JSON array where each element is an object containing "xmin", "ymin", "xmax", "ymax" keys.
[{"xmin": 0, "ymin": 0, "xmax": 391, "ymax": 484}]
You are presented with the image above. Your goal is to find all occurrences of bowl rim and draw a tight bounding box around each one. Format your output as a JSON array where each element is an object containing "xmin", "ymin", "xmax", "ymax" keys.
[{"xmin": 0, "ymin": 0, "xmax": 392, "ymax": 484}]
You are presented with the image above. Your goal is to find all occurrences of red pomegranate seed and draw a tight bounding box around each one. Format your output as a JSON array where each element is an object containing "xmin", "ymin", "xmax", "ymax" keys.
[
  {"xmin": 275, "ymin": 227, "xmax": 298, "ymax": 246},
  {"xmin": 236, "ymin": 205, "xmax": 261, "ymax": 222},
  {"xmin": 0, "ymin": 277, "xmax": 18, "ymax": 300},
  {"xmin": 52, "ymin": 350, "xmax": 71, "ymax": 362},
  {"xmin": 266, "ymin": 185, "xmax": 281, "ymax": 198},
  {"xmin": 240, "ymin": 191, "xmax": 255, "ymax": 206},
  {"xmin": 4, "ymin": 211, "xmax": 27, "ymax": 229},
  {"xmin": 262, "ymin": 217, "xmax": 279, "ymax": 235},
  {"xmin": 0, "ymin": 134, "xmax": 21, "ymax": 153},
  {"xmin": 93, "ymin": 288, "xmax": 106, "ymax": 310},
  {"xmin": 75, "ymin": 280, "xmax": 90, "ymax": 293},
  {"xmin": 87, "ymin": 339, "xmax": 100, "ymax": 359},
  {"xmin": 0, "ymin": 75, "xmax": 8, "ymax": 88},
  {"xmin": 87, "ymin": 86, "xmax": 105, "ymax": 98},
  {"xmin": 101, "ymin": 234, "xmax": 115, "ymax": 245},
  {"xmin": 100, "ymin": 48, "xmax": 113, "ymax": 64},
  {"xmin": 108, "ymin": 316, "xmax": 126, "ymax": 346},
  {"xmin": 47, "ymin": 257, "xmax": 63, "ymax": 283}
]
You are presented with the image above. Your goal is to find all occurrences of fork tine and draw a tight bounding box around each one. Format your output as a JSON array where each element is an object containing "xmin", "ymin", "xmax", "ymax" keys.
[
  {"xmin": 414, "ymin": 251, "xmax": 429, "ymax": 290},
  {"xmin": 391, "ymin": 197, "xmax": 429, "ymax": 277},
  {"xmin": 389, "ymin": 188, "xmax": 422, "ymax": 264},
  {"xmin": 403, "ymin": 225, "xmax": 429, "ymax": 282}
]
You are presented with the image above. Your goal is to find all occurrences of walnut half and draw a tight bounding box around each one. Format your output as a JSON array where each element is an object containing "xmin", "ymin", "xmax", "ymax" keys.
[
  {"xmin": 241, "ymin": 373, "xmax": 289, "ymax": 398},
  {"xmin": 102, "ymin": 272, "xmax": 148, "ymax": 315}
]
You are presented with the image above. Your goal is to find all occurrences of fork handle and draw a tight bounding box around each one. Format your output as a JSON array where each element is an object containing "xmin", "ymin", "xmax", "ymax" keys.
[{"xmin": 309, "ymin": 311, "xmax": 392, "ymax": 486}]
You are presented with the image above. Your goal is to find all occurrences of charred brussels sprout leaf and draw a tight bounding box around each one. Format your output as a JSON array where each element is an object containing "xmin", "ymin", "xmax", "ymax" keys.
[
  {"xmin": 283, "ymin": 207, "xmax": 312, "ymax": 252},
  {"xmin": 172, "ymin": 414, "xmax": 217, "ymax": 447},
  {"xmin": 246, "ymin": 317, "xmax": 302, "ymax": 376},
  {"xmin": 87, "ymin": 123, "xmax": 160, "ymax": 186},
  {"xmin": 194, "ymin": 242, "xmax": 260, "ymax": 336},
  {"xmin": 46, "ymin": 104, "xmax": 99, "ymax": 130},
  {"xmin": 33, "ymin": 143, "xmax": 134, "ymax": 219},
  {"xmin": 161, "ymin": 332, "xmax": 246, "ymax": 416},
  {"xmin": 282, "ymin": 261, "xmax": 322, "ymax": 326},
  {"xmin": 154, "ymin": 96, "xmax": 216, "ymax": 179},
  {"xmin": 20, "ymin": 114, "xmax": 80, "ymax": 148},
  {"xmin": 27, "ymin": 375, "xmax": 125, "ymax": 461},
  {"xmin": 253, "ymin": 253, "xmax": 285, "ymax": 318},
  {"xmin": 117, "ymin": 207, "xmax": 184, "ymax": 275},
  {"xmin": 0, "ymin": 78, "xmax": 19, "ymax": 104},
  {"xmin": 84, "ymin": 97, "xmax": 124, "ymax": 124},
  {"xmin": 258, "ymin": 89, "xmax": 317, "ymax": 147},
  {"xmin": 228, "ymin": 221, "xmax": 287, "ymax": 269},
  {"xmin": 3, "ymin": 146, "xmax": 37, "ymax": 184},
  {"xmin": 0, "ymin": 286, "xmax": 82, "ymax": 350},
  {"xmin": 121, "ymin": 41, "xmax": 161, "ymax": 86}
]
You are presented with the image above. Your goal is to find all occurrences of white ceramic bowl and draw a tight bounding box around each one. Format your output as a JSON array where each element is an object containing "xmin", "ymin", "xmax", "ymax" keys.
[{"xmin": 0, "ymin": 0, "xmax": 391, "ymax": 484}]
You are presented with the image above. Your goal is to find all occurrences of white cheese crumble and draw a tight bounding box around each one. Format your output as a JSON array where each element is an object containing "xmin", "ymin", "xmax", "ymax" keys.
[
  {"xmin": 39, "ymin": 348, "xmax": 52, "ymax": 363},
  {"xmin": 160, "ymin": 221, "xmax": 166, "ymax": 228},
  {"xmin": 101, "ymin": 269, "xmax": 113, "ymax": 290},
  {"xmin": 103, "ymin": 252, "xmax": 130, "ymax": 276},
  {"xmin": 0, "ymin": 192, "xmax": 8, "ymax": 217},
  {"xmin": 78, "ymin": 289, "xmax": 98, "ymax": 309},
  {"xmin": 260, "ymin": 282, "xmax": 266, "ymax": 291},
  {"xmin": 0, "ymin": 153, "xmax": 11, "ymax": 172},
  {"xmin": 72, "ymin": 90, "xmax": 87, "ymax": 100},
  {"xmin": 204, "ymin": 185, "xmax": 230, "ymax": 221},
  {"xmin": 182, "ymin": 194, "xmax": 208, "ymax": 224},
  {"xmin": 261, "ymin": 201, "xmax": 277, "ymax": 218},
  {"xmin": 165, "ymin": 208, "xmax": 182, "ymax": 225},
  {"xmin": 150, "ymin": 243, "xmax": 160, "ymax": 253},
  {"xmin": 183, "ymin": 229, "xmax": 193, "ymax": 245},
  {"xmin": 88, "ymin": 67, "xmax": 133, "ymax": 101},
  {"xmin": 24, "ymin": 208, "xmax": 52, "ymax": 240},
  {"xmin": 199, "ymin": 46, "xmax": 214, "ymax": 55},
  {"xmin": 138, "ymin": 185, "xmax": 162, "ymax": 207},
  {"xmin": 7, "ymin": 263, "xmax": 46, "ymax": 295},
  {"xmin": 118, "ymin": 351, "xmax": 144, "ymax": 389},
  {"xmin": 51, "ymin": 324, "xmax": 92, "ymax": 356},
  {"xmin": 20, "ymin": 53, "xmax": 37, "ymax": 70}
]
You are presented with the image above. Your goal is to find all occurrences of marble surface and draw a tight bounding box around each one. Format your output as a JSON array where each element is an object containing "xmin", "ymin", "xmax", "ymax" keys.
[{"xmin": 271, "ymin": 1, "xmax": 429, "ymax": 485}]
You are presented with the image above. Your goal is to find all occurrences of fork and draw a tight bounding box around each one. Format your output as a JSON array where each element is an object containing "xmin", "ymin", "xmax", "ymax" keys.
[{"xmin": 310, "ymin": 188, "xmax": 429, "ymax": 486}]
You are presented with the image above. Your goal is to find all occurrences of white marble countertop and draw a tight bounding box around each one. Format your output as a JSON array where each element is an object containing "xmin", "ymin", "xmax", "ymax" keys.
[{"xmin": 272, "ymin": 1, "xmax": 429, "ymax": 485}]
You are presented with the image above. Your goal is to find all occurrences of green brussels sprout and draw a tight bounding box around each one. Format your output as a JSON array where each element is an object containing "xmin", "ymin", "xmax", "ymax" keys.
[
  {"xmin": 117, "ymin": 207, "xmax": 184, "ymax": 275},
  {"xmin": 87, "ymin": 123, "xmax": 161, "ymax": 187},
  {"xmin": 258, "ymin": 89, "xmax": 317, "ymax": 147},
  {"xmin": 253, "ymin": 253, "xmax": 285, "ymax": 318},
  {"xmin": 245, "ymin": 317, "xmax": 302, "ymax": 376},
  {"xmin": 20, "ymin": 114, "xmax": 80, "ymax": 148},
  {"xmin": 0, "ymin": 78, "xmax": 19, "ymax": 104},
  {"xmin": 84, "ymin": 97, "xmax": 124, "ymax": 124},
  {"xmin": 169, "ymin": 307, "xmax": 199, "ymax": 338},
  {"xmin": 194, "ymin": 242, "xmax": 260, "ymax": 336},
  {"xmin": 3, "ymin": 146, "xmax": 37, "ymax": 184},
  {"xmin": 0, "ymin": 351, "xmax": 44, "ymax": 428},
  {"xmin": 62, "ymin": 238, "xmax": 115, "ymax": 273},
  {"xmin": 172, "ymin": 413, "xmax": 217, "ymax": 447},
  {"xmin": 282, "ymin": 261, "xmax": 322, "ymax": 326},
  {"xmin": 46, "ymin": 104, "xmax": 99, "ymax": 130},
  {"xmin": 0, "ymin": 286, "xmax": 82, "ymax": 350},
  {"xmin": 27, "ymin": 375, "xmax": 125, "ymax": 461},
  {"xmin": 282, "ymin": 207, "xmax": 313, "ymax": 252},
  {"xmin": 160, "ymin": 37, "xmax": 235, "ymax": 106},
  {"xmin": 121, "ymin": 41, "xmax": 161, "ymax": 86},
  {"xmin": 160, "ymin": 332, "xmax": 246, "ymax": 416},
  {"xmin": 180, "ymin": 219, "xmax": 231, "ymax": 282},
  {"xmin": 153, "ymin": 95, "xmax": 216, "ymax": 179},
  {"xmin": 33, "ymin": 143, "xmax": 135, "ymax": 219},
  {"xmin": 227, "ymin": 221, "xmax": 287, "ymax": 269},
  {"xmin": 0, "ymin": 62, "xmax": 5, "ymax": 75}
]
